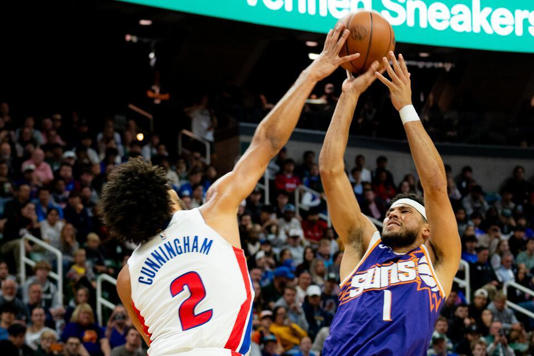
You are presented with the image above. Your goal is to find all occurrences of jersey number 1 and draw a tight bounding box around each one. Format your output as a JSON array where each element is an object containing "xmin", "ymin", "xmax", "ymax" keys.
[
  {"xmin": 382, "ymin": 290, "xmax": 392, "ymax": 321},
  {"xmin": 170, "ymin": 272, "xmax": 213, "ymax": 331}
]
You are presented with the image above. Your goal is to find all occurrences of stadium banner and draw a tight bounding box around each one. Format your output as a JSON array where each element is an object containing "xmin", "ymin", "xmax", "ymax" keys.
[{"xmin": 120, "ymin": 0, "xmax": 534, "ymax": 53}]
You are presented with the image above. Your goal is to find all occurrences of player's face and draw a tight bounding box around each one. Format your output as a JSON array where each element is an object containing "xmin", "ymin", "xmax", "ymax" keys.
[{"xmin": 381, "ymin": 205, "xmax": 425, "ymax": 248}]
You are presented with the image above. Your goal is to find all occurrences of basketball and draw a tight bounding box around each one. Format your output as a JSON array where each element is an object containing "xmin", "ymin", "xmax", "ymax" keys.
[{"xmin": 339, "ymin": 11, "xmax": 396, "ymax": 74}]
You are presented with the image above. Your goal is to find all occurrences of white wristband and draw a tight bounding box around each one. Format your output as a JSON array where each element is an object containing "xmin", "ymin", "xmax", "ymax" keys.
[{"xmin": 399, "ymin": 105, "xmax": 420, "ymax": 125}]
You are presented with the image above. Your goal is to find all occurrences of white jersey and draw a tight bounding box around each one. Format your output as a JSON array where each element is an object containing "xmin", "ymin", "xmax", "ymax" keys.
[{"xmin": 128, "ymin": 208, "xmax": 254, "ymax": 355}]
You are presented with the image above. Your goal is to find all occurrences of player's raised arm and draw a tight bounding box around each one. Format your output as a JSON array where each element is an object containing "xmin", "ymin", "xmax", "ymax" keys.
[
  {"xmin": 201, "ymin": 24, "xmax": 360, "ymax": 245},
  {"xmin": 375, "ymin": 52, "xmax": 461, "ymax": 294},
  {"xmin": 319, "ymin": 64, "xmax": 379, "ymax": 268}
]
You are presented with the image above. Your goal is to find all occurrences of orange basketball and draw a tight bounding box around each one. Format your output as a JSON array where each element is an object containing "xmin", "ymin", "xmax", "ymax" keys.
[{"xmin": 339, "ymin": 11, "xmax": 396, "ymax": 74}]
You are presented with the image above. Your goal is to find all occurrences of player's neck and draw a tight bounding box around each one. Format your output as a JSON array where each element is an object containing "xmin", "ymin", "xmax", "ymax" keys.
[{"xmin": 391, "ymin": 240, "xmax": 424, "ymax": 254}]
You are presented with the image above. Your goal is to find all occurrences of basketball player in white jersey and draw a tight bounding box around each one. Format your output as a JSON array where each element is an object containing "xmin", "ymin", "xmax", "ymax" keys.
[{"xmin": 99, "ymin": 23, "xmax": 360, "ymax": 356}]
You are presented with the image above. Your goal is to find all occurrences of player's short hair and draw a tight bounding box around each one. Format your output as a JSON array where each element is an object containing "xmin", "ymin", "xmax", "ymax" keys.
[
  {"xmin": 100, "ymin": 157, "xmax": 172, "ymax": 244},
  {"xmin": 390, "ymin": 193, "xmax": 424, "ymax": 207}
]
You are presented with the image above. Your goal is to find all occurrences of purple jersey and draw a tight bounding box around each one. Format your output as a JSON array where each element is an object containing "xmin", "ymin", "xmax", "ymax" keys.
[{"xmin": 323, "ymin": 232, "xmax": 445, "ymax": 356}]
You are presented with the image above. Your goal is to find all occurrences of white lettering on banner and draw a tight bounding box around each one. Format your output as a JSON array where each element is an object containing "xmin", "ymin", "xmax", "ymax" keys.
[
  {"xmin": 528, "ymin": 10, "xmax": 534, "ymax": 36},
  {"xmin": 428, "ymin": 2, "xmax": 449, "ymax": 31},
  {"xmin": 245, "ymin": 0, "xmax": 534, "ymax": 40},
  {"xmin": 381, "ymin": 0, "xmax": 406, "ymax": 26},
  {"xmin": 450, "ymin": 4, "xmax": 472, "ymax": 33},
  {"xmin": 472, "ymin": 0, "xmax": 493, "ymax": 34},
  {"xmin": 514, "ymin": 10, "xmax": 530, "ymax": 36},
  {"xmin": 406, "ymin": 0, "xmax": 427, "ymax": 28},
  {"xmin": 491, "ymin": 8, "xmax": 514, "ymax": 36}
]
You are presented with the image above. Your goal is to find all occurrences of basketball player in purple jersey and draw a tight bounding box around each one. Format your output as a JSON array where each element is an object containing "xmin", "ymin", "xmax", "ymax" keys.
[
  {"xmin": 102, "ymin": 24, "xmax": 360, "ymax": 355},
  {"xmin": 320, "ymin": 52, "xmax": 461, "ymax": 355}
]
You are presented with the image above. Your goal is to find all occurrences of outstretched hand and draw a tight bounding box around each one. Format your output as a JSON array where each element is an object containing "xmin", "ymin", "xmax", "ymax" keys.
[
  {"xmin": 307, "ymin": 23, "xmax": 361, "ymax": 82},
  {"xmin": 342, "ymin": 61, "xmax": 380, "ymax": 95},
  {"xmin": 375, "ymin": 52, "xmax": 412, "ymax": 111}
]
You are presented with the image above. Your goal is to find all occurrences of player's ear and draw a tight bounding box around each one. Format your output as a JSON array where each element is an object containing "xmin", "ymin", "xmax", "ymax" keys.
[{"xmin": 421, "ymin": 223, "xmax": 431, "ymax": 241}]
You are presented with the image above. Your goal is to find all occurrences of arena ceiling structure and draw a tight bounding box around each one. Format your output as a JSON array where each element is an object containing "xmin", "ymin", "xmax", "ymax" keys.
[{"xmin": 0, "ymin": 0, "xmax": 533, "ymax": 118}]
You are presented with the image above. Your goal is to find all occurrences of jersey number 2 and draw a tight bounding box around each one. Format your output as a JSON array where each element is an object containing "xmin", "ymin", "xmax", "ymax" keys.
[{"xmin": 170, "ymin": 272, "xmax": 213, "ymax": 331}]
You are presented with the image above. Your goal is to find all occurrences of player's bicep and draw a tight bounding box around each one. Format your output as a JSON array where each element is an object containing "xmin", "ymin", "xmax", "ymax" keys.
[
  {"xmin": 425, "ymin": 192, "xmax": 461, "ymax": 289},
  {"xmin": 321, "ymin": 171, "xmax": 376, "ymax": 249}
]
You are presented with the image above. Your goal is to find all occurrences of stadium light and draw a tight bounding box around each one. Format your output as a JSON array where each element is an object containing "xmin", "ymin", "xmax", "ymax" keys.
[
  {"xmin": 139, "ymin": 19, "xmax": 152, "ymax": 26},
  {"xmin": 136, "ymin": 133, "xmax": 144, "ymax": 141},
  {"xmin": 308, "ymin": 53, "xmax": 320, "ymax": 60},
  {"xmin": 305, "ymin": 41, "xmax": 318, "ymax": 47},
  {"xmin": 418, "ymin": 52, "xmax": 430, "ymax": 58}
]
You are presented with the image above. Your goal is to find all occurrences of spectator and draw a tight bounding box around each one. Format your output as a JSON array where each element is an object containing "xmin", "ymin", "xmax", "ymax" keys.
[
  {"xmin": 22, "ymin": 148, "xmax": 54, "ymax": 186},
  {"xmin": 427, "ymin": 336, "xmax": 457, "ymax": 356},
  {"xmin": 63, "ymin": 336, "xmax": 90, "ymax": 356},
  {"xmin": 487, "ymin": 293, "xmax": 519, "ymax": 330},
  {"xmin": 456, "ymin": 166, "xmax": 474, "ymax": 197},
  {"xmin": 297, "ymin": 151, "xmax": 316, "ymax": 179},
  {"xmin": 275, "ymin": 159, "xmax": 301, "ymax": 194},
  {"xmin": 261, "ymin": 334, "xmax": 281, "ymax": 356},
  {"xmin": 372, "ymin": 168, "xmax": 396, "ymax": 202},
  {"xmin": 186, "ymin": 95, "xmax": 216, "ymax": 142},
  {"xmin": 65, "ymin": 287, "xmax": 90, "ymax": 323},
  {"xmin": 23, "ymin": 261, "xmax": 60, "ymax": 309},
  {"xmin": 105, "ymin": 305, "xmax": 130, "ymax": 350},
  {"xmin": 479, "ymin": 309, "xmax": 494, "ymax": 336},
  {"xmin": 301, "ymin": 209, "xmax": 327, "ymax": 245},
  {"xmin": 274, "ymin": 287, "xmax": 308, "ymax": 331},
  {"xmin": 478, "ymin": 225, "xmax": 502, "ymax": 256},
  {"xmin": 277, "ymin": 204, "xmax": 301, "ymax": 249},
  {"xmin": 447, "ymin": 304, "xmax": 471, "ymax": 345},
  {"xmin": 431, "ymin": 316, "xmax": 454, "ymax": 352},
  {"xmin": 309, "ymin": 259, "xmax": 326, "ymax": 287},
  {"xmin": 295, "ymin": 271, "xmax": 312, "ymax": 306},
  {"xmin": 471, "ymin": 339, "xmax": 487, "ymax": 356},
  {"xmin": 373, "ymin": 156, "xmax": 394, "ymax": 187},
  {"xmin": 0, "ymin": 280, "xmax": 27, "ymax": 321},
  {"xmin": 40, "ymin": 208, "xmax": 65, "ymax": 252},
  {"xmin": 252, "ymin": 310, "xmax": 283, "ymax": 355},
  {"xmin": 60, "ymin": 223, "xmax": 80, "ymax": 265},
  {"xmin": 455, "ymin": 324, "xmax": 482, "ymax": 356},
  {"xmin": 109, "ymin": 326, "xmax": 144, "ymax": 356},
  {"xmin": 269, "ymin": 306, "xmax": 307, "ymax": 354},
  {"xmin": 85, "ymin": 233, "xmax": 110, "ymax": 275},
  {"xmin": 494, "ymin": 253, "xmax": 515, "ymax": 285},
  {"xmin": 296, "ymin": 247, "xmax": 315, "ymax": 277},
  {"xmin": 286, "ymin": 230, "xmax": 304, "ymax": 266},
  {"xmin": 0, "ymin": 261, "xmax": 16, "ymax": 286},
  {"xmin": 66, "ymin": 249, "xmax": 96, "ymax": 292},
  {"xmin": 353, "ymin": 155, "xmax": 371, "ymax": 183},
  {"xmin": 262, "ymin": 267, "xmax": 294, "ymax": 309},
  {"xmin": 34, "ymin": 329, "xmax": 60, "ymax": 356},
  {"xmin": 359, "ymin": 186, "xmax": 387, "ymax": 221},
  {"xmin": 461, "ymin": 234, "xmax": 478, "ymax": 263},
  {"xmin": 516, "ymin": 237, "xmax": 534, "ymax": 271},
  {"xmin": 64, "ymin": 192, "xmax": 91, "ymax": 241},
  {"xmin": 321, "ymin": 274, "xmax": 339, "ymax": 316},
  {"xmin": 469, "ymin": 289, "xmax": 489, "ymax": 327},
  {"xmin": 485, "ymin": 321, "xmax": 514, "ymax": 356},
  {"xmin": 25, "ymin": 307, "xmax": 55, "ymax": 350},
  {"xmin": 302, "ymin": 285, "xmax": 332, "ymax": 341},
  {"xmin": 350, "ymin": 168, "xmax": 364, "ymax": 198},
  {"xmin": 490, "ymin": 240, "xmax": 510, "ymax": 271},
  {"xmin": 508, "ymin": 322, "xmax": 529, "ymax": 355},
  {"xmin": 508, "ymin": 227, "xmax": 527, "ymax": 257},
  {"xmin": 501, "ymin": 166, "xmax": 532, "ymax": 205},
  {"xmin": 469, "ymin": 247, "xmax": 499, "ymax": 293},
  {"xmin": 462, "ymin": 185, "xmax": 489, "ymax": 216},
  {"xmin": 455, "ymin": 208, "xmax": 469, "ymax": 236},
  {"xmin": 0, "ymin": 304, "xmax": 16, "ymax": 340},
  {"xmin": 294, "ymin": 336, "xmax": 317, "ymax": 356},
  {"xmin": 0, "ymin": 323, "xmax": 33, "ymax": 356},
  {"xmin": 61, "ymin": 303, "xmax": 110, "ymax": 356},
  {"xmin": 35, "ymin": 187, "xmax": 64, "ymax": 222}
]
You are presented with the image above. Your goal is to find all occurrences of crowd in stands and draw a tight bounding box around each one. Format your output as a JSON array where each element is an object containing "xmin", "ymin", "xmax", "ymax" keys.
[{"xmin": 0, "ymin": 99, "xmax": 533, "ymax": 356}]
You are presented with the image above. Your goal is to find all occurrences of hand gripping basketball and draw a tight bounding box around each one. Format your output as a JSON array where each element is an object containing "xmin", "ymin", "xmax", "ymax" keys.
[{"xmin": 307, "ymin": 23, "xmax": 361, "ymax": 82}]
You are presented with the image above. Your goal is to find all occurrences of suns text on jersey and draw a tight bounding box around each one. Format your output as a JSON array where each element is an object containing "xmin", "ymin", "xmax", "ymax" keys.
[
  {"xmin": 138, "ymin": 236, "xmax": 213, "ymax": 285},
  {"xmin": 345, "ymin": 260, "xmax": 417, "ymax": 300}
]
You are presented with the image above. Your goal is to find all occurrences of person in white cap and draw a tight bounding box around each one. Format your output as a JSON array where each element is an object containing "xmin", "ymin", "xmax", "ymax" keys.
[{"xmin": 319, "ymin": 52, "xmax": 461, "ymax": 355}]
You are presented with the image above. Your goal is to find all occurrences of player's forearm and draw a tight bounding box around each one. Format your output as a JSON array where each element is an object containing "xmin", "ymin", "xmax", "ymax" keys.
[
  {"xmin": 402, "ymin": 109, "xmax": 447, "ymax": 194},
  {"xmin": 254, "ymin": 69, "xmax": 319, "ymax": 155},
  {"xmin": 319, "ymin": 92, "xmax": 359, "ymax": 174}
]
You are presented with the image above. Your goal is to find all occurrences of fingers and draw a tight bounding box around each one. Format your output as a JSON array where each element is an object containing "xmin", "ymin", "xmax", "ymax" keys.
[
  {"xmin": 399, "ymin": 53, "xmax": 410, "ymax": 79},
  {"xmin": 375, "ymin": 71, "xmax": 394, "ymax": 89},
  {"xmin": 346, "ymin": 69, "xmax": 353, "ymax": 80},
  {"xmin": 325, "ymin": 23, "xmax": 345, "ymax": 51},
  {"xmin": 334, "ymin": 29, "xmax": 350, "ymax": 54},
  {"xmin": 389, "ymin": 51, "xmax": 406, "ymax": 82},
  {"xmin": 382, "ymin": 56, "xmax": 401, "ymax": 84},
  {"xmin": 338, "ymin": 52, "xmax": 360, "ymax": 65}
]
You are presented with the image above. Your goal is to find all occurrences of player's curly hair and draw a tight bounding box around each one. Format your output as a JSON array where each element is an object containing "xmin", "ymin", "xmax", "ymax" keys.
[{"xmin": 100, "ymin": 157, "xmax": 172, "ymax": 245}]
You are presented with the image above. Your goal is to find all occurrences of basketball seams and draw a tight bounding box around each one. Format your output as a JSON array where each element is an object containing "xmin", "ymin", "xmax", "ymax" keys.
[{"xmin": 359, "ymin": 12, "xmax": 373, "ymax": 75}]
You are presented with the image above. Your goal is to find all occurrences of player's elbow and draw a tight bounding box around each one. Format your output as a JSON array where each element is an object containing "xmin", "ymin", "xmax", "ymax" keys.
[
  {"xmin": 319, "ymin": 164, "xmax": 344, "ymax": 178},
  {"xmin": 252, "ymin": 125, "xmax": 281, "ymax": 155}
]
